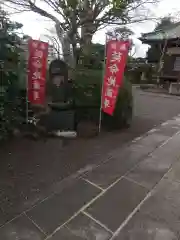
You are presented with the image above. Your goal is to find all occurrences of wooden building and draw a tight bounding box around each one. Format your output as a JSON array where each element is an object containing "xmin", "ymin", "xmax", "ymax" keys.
[{"xmin": 140, "ymin": 22, "xmax": 180, "ymax": 83}]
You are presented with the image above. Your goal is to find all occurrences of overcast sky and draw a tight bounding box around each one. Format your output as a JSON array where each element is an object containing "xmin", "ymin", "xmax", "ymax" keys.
[{"xmin": 9, "ymin": 0, "xmax": 180, "ymax": 57}]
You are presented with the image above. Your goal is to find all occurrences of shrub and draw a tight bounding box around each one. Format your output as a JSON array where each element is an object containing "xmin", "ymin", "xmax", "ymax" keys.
[
  {"xmin": 127, "ymin": 63, "xmax": 157, "ymax": 85},
  {"xmin": 74, "ymin": 68, "xmax": 133, "ymax": 130},
  {"xmin": 0, "ymin": 11, "xmax": 26, "ymax": 141}
]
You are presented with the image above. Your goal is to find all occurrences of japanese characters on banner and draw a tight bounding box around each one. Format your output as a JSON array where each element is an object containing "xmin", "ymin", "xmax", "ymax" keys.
[
  {"xmin": 28, "ymin": 39, "xmax": 49, "ymax": 105},
  {"xmin": 102, "ymin": 40, "xmax": 129, "ymax": 115}
]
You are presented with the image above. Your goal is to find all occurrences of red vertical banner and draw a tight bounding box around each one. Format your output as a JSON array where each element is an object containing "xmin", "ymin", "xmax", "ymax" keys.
[
  {"xmin": 28, "ymin": 39, "xmax": 49, "ymax": 105},
  {"xmin": 102, "ymin": 40, "xmax": 129, "ymax": 115}
]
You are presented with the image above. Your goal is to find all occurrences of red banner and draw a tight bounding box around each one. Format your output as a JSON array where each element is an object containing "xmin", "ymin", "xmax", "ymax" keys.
[
  {"xmin": 28, "ymin": 39, "xmax": 49, "ymax": 105},
  {"xmin": 102, "ymin": 40, "xmax": 129, "ymax": 115}
]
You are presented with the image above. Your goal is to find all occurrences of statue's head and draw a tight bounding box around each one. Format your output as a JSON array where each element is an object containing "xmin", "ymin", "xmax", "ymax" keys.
[{"xmin": 49, "ymin": 59, "xmax": 68, "ymax": 85}]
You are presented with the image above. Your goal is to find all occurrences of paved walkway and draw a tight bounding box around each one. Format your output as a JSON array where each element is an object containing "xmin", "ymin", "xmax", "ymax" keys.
[{"xmin": 1, "ymin": 115, "xmax": 180, "ymax": 239}]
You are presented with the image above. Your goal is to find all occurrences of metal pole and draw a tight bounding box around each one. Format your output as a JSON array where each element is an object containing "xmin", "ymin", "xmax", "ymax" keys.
[
  {"xmin": 98, "ymin": 34, "xmax": 107, "ymax": 133},
  {"xmin": 26, "ymin": 70, "xmax": 29, "ymax": 124},
  {"xmin": 26, "ymin": 39, "xmax": 30, "ymax": 124}
]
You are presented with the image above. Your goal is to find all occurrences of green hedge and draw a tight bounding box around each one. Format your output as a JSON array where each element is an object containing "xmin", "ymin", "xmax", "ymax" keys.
[{"xmin": 74, "ymin": 68, "xmax": 133, "ymax": 129}]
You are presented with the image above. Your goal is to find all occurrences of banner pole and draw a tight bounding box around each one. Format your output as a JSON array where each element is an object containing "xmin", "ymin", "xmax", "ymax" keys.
[
  {"xmin": 26, "ymin": 40, "xmax": 30, "ymax": 124},
  {"xmin": 26, "ymin": 71, "xmax": 29, "ymax": 124},
  {"xmin": 98, "ymin": 34, "xmax": 107, "ymax": 133}
]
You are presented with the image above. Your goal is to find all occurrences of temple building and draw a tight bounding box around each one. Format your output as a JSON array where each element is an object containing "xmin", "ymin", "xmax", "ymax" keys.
[{"xmin": 140, "ymin": 22, "xmax": 180, "ymax": 83}]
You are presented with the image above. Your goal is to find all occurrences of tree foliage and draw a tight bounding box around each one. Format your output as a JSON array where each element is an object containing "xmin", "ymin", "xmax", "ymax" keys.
[
  {"xmin": 154, "ymin": 16, "xmax": 174, "ymax": 31},
  {"xmin": 0, "ymin": 9, "xmax": 24, "ymax": 139},
  {"xmin": 3, "ymin": 0, "xmax": 158, "ymax": 65},
  {"xmin": 107, "ymin": 26, "xmax": 134, "ymax": 40},
  {"xmin": 147, "ymin": 17, "xmax": 174, "ymax": 63}
]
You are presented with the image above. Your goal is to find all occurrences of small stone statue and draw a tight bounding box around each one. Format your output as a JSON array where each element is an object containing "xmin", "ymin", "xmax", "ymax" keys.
[{"xmin": 38, "ymin": 59, "xmax": 75, "ymax": 134}]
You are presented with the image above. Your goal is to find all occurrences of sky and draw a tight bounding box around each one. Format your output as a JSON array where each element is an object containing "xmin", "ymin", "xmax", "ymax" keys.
[{"xmin": 8, "ymin": 0, "xmax": 180, "ymax": 57}]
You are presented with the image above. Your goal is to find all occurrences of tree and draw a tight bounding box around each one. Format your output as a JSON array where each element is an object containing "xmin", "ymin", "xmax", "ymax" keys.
[
  {"xmin": 43, "ymin": 28, "xmax": 62, "ymax": 59},
  {"xmin": 107, "ymin": 26, "xmax": 134, "ymax": 40},
  {"xmin": 146, "ymin": 17, "xmax": 174, "ymax": 62},
  {"xmin": 91, "ymin": 43, "xmax": 105, "ymax": 61},
  {"xmin": 3, "ymin": 0, "xmax": 158, "ymax": 66},
  {"xmin": 154, "ymin": 16, "xmax": 174, "ymax": 31},
  {"xmin": 0, "ymin": 8, "xmax": 24, "ymax": 139},
  {"xmin": 107, "ymin": 26, "xmax": 134, "ymax": 54}
]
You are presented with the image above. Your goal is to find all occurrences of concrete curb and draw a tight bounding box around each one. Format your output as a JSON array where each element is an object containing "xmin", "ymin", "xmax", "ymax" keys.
[{"xmin": 139, "ymin": 91, "xmax": 180, "ymax": 100}]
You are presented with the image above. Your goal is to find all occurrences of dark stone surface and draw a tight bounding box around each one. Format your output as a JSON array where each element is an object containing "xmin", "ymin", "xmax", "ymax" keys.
[
  {"xmin": 156, "ymin": 125, "xmax": 179, "ymax": 137},
  {"xmin": 161, "ymin": 119, "xmax": 180, "ymax": 130},
  {"xmin": 84, "ymin": 133, "xmax": 169, "ymax": 189},
  {"xmin": 84, "ymin": 143, "xmax": 154, "ymax": 189},
  {"xmin": 66, "ymin": 213, "xmax": 112, "ymax": 239},
  {"xmin": 0, "ymin": 214, "xmax": 45, "ymax": 240},
  {"xmin": 126, "ymin": 154, "xmax": 171, "ymax": 189},
  {"xmin": 115, "ymin": 176, "xmax": 180, "ymax": 239},
  {"xmin": 110, "ymin": 142, "xmax": 155, "ymax": 160},
  {"xmin": 49, "ymin": 226, "xmax": 82, "ymax": 240},
  {"xmin": 86, "ymin": 178, "xmax": 148, "ymax": 232},
  {"xmin": 137, "ymin": 133, "xmax": 169, "ymax": 150},
  {"xmin": 27, "ymin": 179, "xmax": 101, "ymax": 235},
  {"xmin": 114, "ymin": 211, "xmax": 179, "ymax": 240},
  {"xmin": 165, "ymin": 161, "xmax": 180, "ymax": 183},
  {"xmin": 140, "ymin": 185, "xmax": 180, "ymax": 231},
  {"xmin": 151, "ymin": 133, "xmax": 180, "ymax": 164},
  {"xmin": 154, "ymin": 178, "xmax": 180, "ymax": 207}
]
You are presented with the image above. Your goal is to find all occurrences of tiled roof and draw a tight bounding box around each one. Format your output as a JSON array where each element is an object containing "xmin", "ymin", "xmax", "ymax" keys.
[{"xmin": 140, "ymin": 22, "xmax": 180, "ymax": 41}]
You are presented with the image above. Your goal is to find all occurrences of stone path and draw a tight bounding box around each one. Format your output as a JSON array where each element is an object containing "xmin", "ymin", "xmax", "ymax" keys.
[{"xmin": 1, "ymin": 114, "xmax": 180, "ymax": 239}]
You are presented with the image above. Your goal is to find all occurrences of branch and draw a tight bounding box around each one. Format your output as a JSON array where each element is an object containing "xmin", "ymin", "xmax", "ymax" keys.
[
  {"xmin": 97, "ymin": 16, "xmax": 159, "ymax": 26},
  {"xmin": 0, "ymin": 2, "xmax": 29, "ymax": 15},
  {"xmin": 42, "ymin": 0, "xmax": 70, "ymax": 26},
  {"xmin": 1, "ymin": 0, "xmax": 62, "ymax": 24},
  {"xmin": 28, "ymin": 1, "xmax": 59, "ymax": 23},
  {"xmin": 94, "ymin": 0, "xmax": 158, "ymax": 29}
]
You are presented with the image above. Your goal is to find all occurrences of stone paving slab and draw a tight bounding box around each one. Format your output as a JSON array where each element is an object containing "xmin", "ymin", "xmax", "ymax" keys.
[
  {"xmin": 83, "ymin": 146, "xmax": 146, "ymax": 189},
  {"xmin": 83, "ymin": 130, "xmax": 173, "ymax": 189},
  {"xmin": 140, "ymin": 192, "xmax": 180, "ymax": 229},
  {"xmin": 113, "ymin": 163, "xmax": 180, "ymax": 240},
  {"xmin": 110, "ymin": 141, "xmax": 160, "ymax": 160},
  {"xmin": 67, "ymin": 212, "xmax": 112, "ymax": 239},
  {"xmin": 165, "ymin": 161, "xmax": 180, "ymax": 183},
  {"xmin": 0, "ymin": 214, "xmax": 45, "ymax": 240},
  {"xmin": 86, "ymin": 178, "xmax": 148, "ymax": 232},
  {"xmin": 136, "ymin": 133, "xmax": 169, "ymax": 149},
  {"xmin": 162, "ymin": 118, "xmax": 180, "ymax": 128},
  {"xmin": 147, "ymin": 116, "xmax": 180, "ymax": 138},
  {"xmin": 27, "ymin": 179, "xmax": 101, "ymax": 235},
  {"xmin": 83, "ymin": 142, "xmax": 161, "ymax": 189},
  {"xmin": 155, "ymin": 125, "xmax": 179, "ymax": 137},
  {"xmin": 153, "ymin": 178, "xmax": 180, "ymax": 207},
  {"xmin": 113, "ymin": 210, "xmax": 180, "ymax": 240},
  {"xmin": 49, "ymin": 212, "xmax": 112, "ymax": 240},
  {"xmin": 150, "ymin": 132, "xmax": 180, "ymax": 162},
  {"xmin": 126, "ymin": 155, "xmax": 172, "ymax": 189},
  {"xmin": 48, "ymin": 226, "xmax": 81, "ymax": 240},
  {"xmin": 0, "ymin": 198, "xmax": 22, "ymax": 229}
]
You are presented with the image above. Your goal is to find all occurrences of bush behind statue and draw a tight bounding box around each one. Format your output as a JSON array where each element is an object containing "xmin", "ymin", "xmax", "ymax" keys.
[{"xmin": 74, "ymin": 68, "xmax": 133, "ymax": 130}]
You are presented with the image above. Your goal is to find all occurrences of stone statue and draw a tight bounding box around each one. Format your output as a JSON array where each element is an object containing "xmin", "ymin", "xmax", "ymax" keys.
[{"xmin": 38, "ymin": 59, "xmax": 75, "ymax": 134}]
